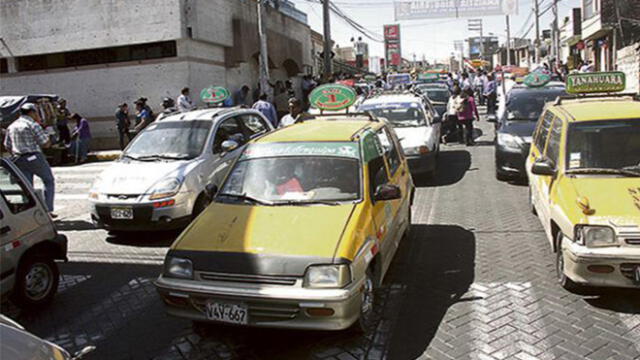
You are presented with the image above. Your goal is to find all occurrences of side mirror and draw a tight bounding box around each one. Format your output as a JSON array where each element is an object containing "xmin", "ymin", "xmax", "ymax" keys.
[
  {"xmin": 220, "ymin": 140, "xmax": 239, "ymax": 154},
  {"xmin": 531, "ymin": 159, "xmax": 556, "ymax": 176},
  {"xmin": 374, "ymin": 184, "xmax": 402, "ymax": 201},
  {"xmin": 205, "ymin": 184, "xmax": 218, "ymax": 199},
  {"xmin": 72, "ymin": 346, "xmax": 96, "ymax": 360},
  {"xmin": 432, "ymin": 114, "xmax": 442, "ymax": 124}
]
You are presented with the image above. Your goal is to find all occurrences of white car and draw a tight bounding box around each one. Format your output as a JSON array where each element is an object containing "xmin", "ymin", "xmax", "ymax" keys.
[
  {"xmin": 359, "ymin": 93, "xmax": 441, "ymax": 177},
  {"xmin": 89, "ymin": 108, "xmax": 274, "ymax": 232}
]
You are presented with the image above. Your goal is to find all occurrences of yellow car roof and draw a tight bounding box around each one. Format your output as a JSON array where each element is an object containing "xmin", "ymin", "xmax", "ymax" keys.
[
  {"xmin": 256, "ymin": 119, "xmax": 381, "ymax": 143},
  {"xmin": 555, "ymin": 97, "xmax": 640, "ymax": 122}
]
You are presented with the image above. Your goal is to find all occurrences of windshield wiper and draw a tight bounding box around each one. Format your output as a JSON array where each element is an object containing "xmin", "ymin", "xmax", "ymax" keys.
[
  {"xmin": 122, "ymin": 154, "xmax": 139, "ymax": 160},
  {"xmin": 566, "ymin": 167, "xmax": 640, "ymax": 177},
  {"xmin": 217, "ymin": 193, "xmax": 274, "ymax": 205},
  {"xmin": 274, "ymin": 200, "xmax": 344, "ymax": 206},
  {"xmin": 136, "ymin": 154, "xmax": 192, "ymax": 161}
]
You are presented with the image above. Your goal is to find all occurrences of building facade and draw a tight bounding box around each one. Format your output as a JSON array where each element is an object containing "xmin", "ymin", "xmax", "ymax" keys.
[{"xmin": 0, "ymin": 0, "xmax": 312, "ymax": 149}]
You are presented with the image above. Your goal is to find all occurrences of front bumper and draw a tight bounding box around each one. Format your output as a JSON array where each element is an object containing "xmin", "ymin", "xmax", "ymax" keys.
[
  {"xmin": 406, "ymin": 151, "xmax": 437, "ymax": 175},
  {"xmin": 495, "ymin": 143, "xmax": 530, "ymax": 178},
  {"xmin": 154, "ymin": 275, "xmax": 364, "ymax": 330},
  {"xmin": 90, "ymin": 198, "xmax": 193, "ymax": 231},
  {"xmin": 563, "ymin": 242, "xmax": 640, "ymax": 288}
]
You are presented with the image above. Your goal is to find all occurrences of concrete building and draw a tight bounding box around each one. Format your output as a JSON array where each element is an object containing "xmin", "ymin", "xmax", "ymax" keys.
[
  {"xmin": 559, "ymin": 8, "xmax": 583, "ymax": 70},
  {"xmin": 0, "ymin": 0, "xmax": 312, "ymax": 149}
]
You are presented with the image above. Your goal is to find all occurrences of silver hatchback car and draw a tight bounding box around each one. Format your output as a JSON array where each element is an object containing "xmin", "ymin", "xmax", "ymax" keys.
[{"xmin": 89, "ymin": 107, "xmax": 274, "ymax": 232}]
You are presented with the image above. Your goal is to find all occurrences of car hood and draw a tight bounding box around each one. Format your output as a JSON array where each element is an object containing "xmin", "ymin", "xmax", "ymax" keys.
[
  {"xmin": 171, "ymin": 203, "xmax": 356, "ymax": 275},
  {"xmin": 569, "ymin": 177, "xmax": 640, "ymax": 225},
  {"xmin": 394, "ymin": 126, "xmax": 433, "ymax": 148},
  {"xmin": 95, "ymin": 159, "xmax": 198, "ymax": 195},
  {"xmin": 498, "ymin": 121, "xmax": 537, "ymax": 139}
]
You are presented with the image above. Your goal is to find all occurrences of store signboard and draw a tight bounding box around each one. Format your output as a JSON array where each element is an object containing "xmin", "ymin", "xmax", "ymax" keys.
[
  {"xmin": 384, "ymin": 24, "xmax": 402, "ymax": 67},
  {"xmin": 394, "ymin": 0, "xmax": 518, "ymax": 20},
  {"xmin": 566, "ymin": 72, "xmax": 626, "ymax": 94}
]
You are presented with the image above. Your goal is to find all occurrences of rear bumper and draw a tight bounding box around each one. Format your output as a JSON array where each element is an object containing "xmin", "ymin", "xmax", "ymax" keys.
[
  {"xmin": 406, "ymin": 152, "xmax": 437, "ymax": 174},
  {"xmin": 154, "ymin": 275, "xmax": 364, "ymax": 330}
]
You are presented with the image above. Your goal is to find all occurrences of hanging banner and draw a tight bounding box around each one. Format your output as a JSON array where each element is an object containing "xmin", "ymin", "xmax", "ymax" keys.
[{"xmin": 394, "ymin": 0, "xmax": 518, "ymax": 20}]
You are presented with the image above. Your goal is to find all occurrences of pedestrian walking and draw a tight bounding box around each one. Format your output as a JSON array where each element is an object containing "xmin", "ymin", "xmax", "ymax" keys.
[
  {"xmin": 176, "ymin": 87, "xmax": 196, "ymax": 113},
  {"xmin": 252, "ymin": 93, "xmax": 278, "ymax": 128},
  {"xmin": 69, "ymin": 113, "xmax": 91, "ymax": 163},
  {"xmin": 460, "ymin": 72, "xmax": 472, "ymax": 92},
  {"xmin": 3, "ymin": 103, "xmax": 56, "ymax": 216},
  {"xmin": 279, "ymin": 98, "xmax": 310, "ymax": 128},
  {"xmin": 115, "ymin": 103, "xmax": 132, "ymax": 150},
  {"xmin": 483, "ymin": 74, "xmax": 497, "ymax": 117},
  {"xmin": 473, "ymin": 73, "xmax": 485, "ymax": 106},
  {"xmin": 133, "ymin": 99, "xmax": 153, "ymax": 133},
  {"xmin": 454, "ymin": 88, "xmax": 480, "ymax": 146},
  {"xmin": 232, "ymin": 85, "xmax": 251, "ymax": 107},
  {"xmin": 55, "ymin": 98, "xmax": 71, "ymax": 145},
  {"xmin": 443, "ymin": 86, "xmax": 461, "ymax": 144},
  {"xmin": 156, "ymin": 97, "xmax": 178, "ymax": 121}
]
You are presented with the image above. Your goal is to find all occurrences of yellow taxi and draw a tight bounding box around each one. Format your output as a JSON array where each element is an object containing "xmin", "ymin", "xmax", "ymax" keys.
[
  {"xmin": 526, "ymin": 71, "xmax": 640, "ymax": 291},
  {"xmin": 155, "ymin": 85, "xmax": 414, "ymax": 331}
]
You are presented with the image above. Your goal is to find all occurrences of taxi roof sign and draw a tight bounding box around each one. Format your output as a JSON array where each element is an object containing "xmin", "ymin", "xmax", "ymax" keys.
[
  {"xmin": 309, "ymin": 84, "xmax": 357, "ymax": 111},
  {"xmin": 200, "ymin": 86, "xmax": 230, "ymax": 104},
  {"xmin": 566, "ymin": 71, "xmax": 626, "ymax": 94},
  {"xmin": 524, "ymin": 72, "xmax": 551, "ymax": 88}
]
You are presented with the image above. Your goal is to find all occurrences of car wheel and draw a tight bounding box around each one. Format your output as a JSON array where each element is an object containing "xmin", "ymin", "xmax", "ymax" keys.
[
  {"xmin": 353, "ymin": 268, "xmax": 377, "ymax": 333},
  {"xmin": 12, "ymin": 255, "xmax": 59, "ymax": 308},
  {"xmin": 555, "ymin": 232, "xmax": 580, "ymax": 292},
  {"xmin": 192, "ymin": 194, "xmax": 211, "ymax": 220},
  {"xmin": 495, "ymin": 170, "xmax": 510, "ymax": 181}
]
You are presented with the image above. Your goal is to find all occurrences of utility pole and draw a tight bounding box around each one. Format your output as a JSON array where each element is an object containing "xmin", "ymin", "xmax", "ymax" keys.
[
  {"xmin": 552, "ymin": 0, "xmax": 559, "ymax": 70},
  {"xmin": 322, "ymin": 0, "xmax": 332, "ymax": 80},
  {"xmin": 257, "ymin": 0, "xmax": 271, "ymax": 99},
  {"xmin": 534, "ymin": 0, "xmax": 541, "ymax": 64},
  {"xmin": 468, "ymin": 19, "xmax": 483, "ymax": 66},
  {"xmin": 506, "ymin": 15, "xmax": 512, "ymax": 66}
]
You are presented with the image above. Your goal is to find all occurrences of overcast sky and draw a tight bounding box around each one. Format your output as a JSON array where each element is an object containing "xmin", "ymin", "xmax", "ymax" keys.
[{"xmin": 292, "ymin": 0, "xmax": 581, "ymax": 62}]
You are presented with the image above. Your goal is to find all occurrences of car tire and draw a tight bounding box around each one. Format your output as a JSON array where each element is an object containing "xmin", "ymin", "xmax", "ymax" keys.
[
  {"xmin": 495, "ymin": 169, "xmax": 510, "ymax": 181},
  {"xmin": 353, "ymin": 268, "xmax": 377, "ymax": 333},
  {"xmin": 192, "ymin": 194, "xmax": 211, "ymax": 220},
  {"xmin": 555, "ymin": 232, "xmax": 581, "ymax": 292},
  {"xmin": 12, "ymin": 255, "xmax": 59, "ymax": 308}
]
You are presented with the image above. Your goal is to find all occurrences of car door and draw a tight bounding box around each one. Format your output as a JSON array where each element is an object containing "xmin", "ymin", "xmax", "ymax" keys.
[
  {"xmin": 0, "ymin": 159, "xmax": 52, "ymax": 296},
  {"xmin": 206, "ymin": 116, "xmax": 249, "ymax": 188},
  {"xmin": 538, "ymin": 115, "xmax": 564, "ymax": 239},
  {"xmin": 528, "ymin": 111, "xmax": 555, "ymax": 234}
]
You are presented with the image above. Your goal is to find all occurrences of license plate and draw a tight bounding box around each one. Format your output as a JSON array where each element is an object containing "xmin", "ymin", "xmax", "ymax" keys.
[
  {"xmin": 110, "ymin": 207, "xmax": 133, "ymax": 220},
  {"xmin": 205, "ymin": 301, "xmax": 248, "ymax": 325}
]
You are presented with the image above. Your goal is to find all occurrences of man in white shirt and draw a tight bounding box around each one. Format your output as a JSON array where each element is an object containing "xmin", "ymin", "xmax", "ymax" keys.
[
  {"xmin": 176, "ymin": 87, "xmax": 196, "ymax": 113},
  {"xmin": 279, "ymin": 98, "xmax": 310, "ymax": 128}
]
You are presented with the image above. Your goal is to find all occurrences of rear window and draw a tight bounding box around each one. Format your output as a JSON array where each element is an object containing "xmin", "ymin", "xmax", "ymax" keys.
[{"xmin": 506, "ymin": 88, "xmax": 566, "ymax": 120}]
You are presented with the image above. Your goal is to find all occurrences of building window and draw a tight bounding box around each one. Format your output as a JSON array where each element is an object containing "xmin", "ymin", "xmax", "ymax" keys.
[
  {"xmin": 15, "ymin": 41, "xmax": 177, "ymax": 72},
  {"xmin": 0, "ymin": 58, "xmax": 8, "ymax": 74},
  {"xmin": 583, "ymin": 0, "xmax": 596, "ymax": 20}
]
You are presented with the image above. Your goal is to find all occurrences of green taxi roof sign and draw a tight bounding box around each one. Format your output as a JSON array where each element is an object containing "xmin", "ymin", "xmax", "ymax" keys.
[
  {"xmin": 200, "ymin": 86, "xmax": 230, "ymax": 104},
  {"xmin": 309, "ymin": 84, "xmax": 357, "ymax": 111},
  {"xmin": 524, "ymin": 72, "xmax": 551, "ymax": 88},
  {"xmin": 566, "ymin": 71, "xmax": 626, "ymax": 94}
]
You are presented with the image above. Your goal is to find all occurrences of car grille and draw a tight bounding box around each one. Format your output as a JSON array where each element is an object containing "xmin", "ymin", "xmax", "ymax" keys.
[
  {"xmin": 106, "ymin": 194, "xmax": 141, "ymax": 200},
  {"xmin": 620, "ymin": 263, "xmax": 640, "ymax": 281},
  {"xmin": 190, "ymin": 295, "xmax": 300, "ymax": 322},
  {"xmin": 624, "ymin": 238, "xmax": 640, "ymax": 245},
  {"xmin": 198, "ymin": 272, "xmax": 298, "ymax": 286}
]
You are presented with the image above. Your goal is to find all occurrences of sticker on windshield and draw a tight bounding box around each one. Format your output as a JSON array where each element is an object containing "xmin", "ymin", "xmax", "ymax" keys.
[
  {"xmin": 242, "ymin": 142, "xmax": 359, "ymax": 160},
  {"xmin": 569, "ymin": 152, "xmax": 581, "ymax": 168}
]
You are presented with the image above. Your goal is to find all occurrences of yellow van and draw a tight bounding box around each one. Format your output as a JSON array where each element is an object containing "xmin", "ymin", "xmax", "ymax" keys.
[
  {"xmin": 155, "ymin": 92, "xmax": 414, "ymax": 331},
  {"xmin": 526, "ymin": 72, "xmax": 640, "ymax": 290}
]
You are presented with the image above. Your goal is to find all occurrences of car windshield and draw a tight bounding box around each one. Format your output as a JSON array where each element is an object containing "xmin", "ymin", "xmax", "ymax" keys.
[
  {"xmin": 566, "ymin": 119, "xmax": 640, "ymax": 173},
  {"xmin": 124, "ymin": 121, "xmax": 212, "ymax": 160},
  {"xmin": 422, "ymin": 89, "xmax": 449, "ymax": 103},
  {"xmin": 218, "ymin": 156, "xmax": 361, "ymax": 205},
  {"xmin": 506, "ymin": 88, "xmax": 566, "ymax": 120},
  {"xmin": 359, "ymin": 102, "xmax": 425, "ymax": 127}
]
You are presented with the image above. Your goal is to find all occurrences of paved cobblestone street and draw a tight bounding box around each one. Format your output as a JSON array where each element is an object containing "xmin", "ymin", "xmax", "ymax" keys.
[{"xmin": 3, "ymin": 118, "xmax": 640, "ymax": 359}]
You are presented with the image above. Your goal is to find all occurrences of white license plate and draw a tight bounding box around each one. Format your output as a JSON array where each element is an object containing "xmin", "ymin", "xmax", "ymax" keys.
[
  {"xmin": 205, "ymin": 301, "xmax": 248, "ymax": 325},
  {"xmin": 110, "ymin": 207, "xmax": 133, "ymax": 220}
]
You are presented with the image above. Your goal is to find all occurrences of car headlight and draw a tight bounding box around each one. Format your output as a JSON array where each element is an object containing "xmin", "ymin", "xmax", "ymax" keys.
[
  {"xmin": 303, "ymin": 264, "xmax": 351, "ymax": 288},
  {"xmin": 404, "ymin": 145, "xmax": 430, "ymax": 156},
  {"xmin": 497, "ymin": 133, "xmax": 524, "ymax": 150},
  {"xmin": 164, "ymin": 256, "xmax": 193, "ymax": 279},
  {"xmin": 575, "ymin": 225, "xmax": 617, "ymax": 247},
  {"xmin": 148, "ymin": 177, "xmax": 182, "ymax": 200}
]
